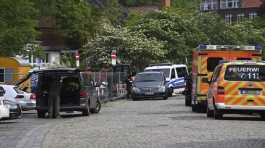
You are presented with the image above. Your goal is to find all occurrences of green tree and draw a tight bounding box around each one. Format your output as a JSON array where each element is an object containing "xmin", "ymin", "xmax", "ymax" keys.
[
  {"xmin": 34, "ymin": 0, "xmax": 123, "ymax": 49},
  {"xmin": 82, "ymin": 23, "xmax": 165, "ymax": 70},
  {"xmin": 129, "ymin": 9, "xmax": 207, "ymax": 64},
  {"xmin": 0, "ymin": 0, "xmax": 38, "ymax": 56}
]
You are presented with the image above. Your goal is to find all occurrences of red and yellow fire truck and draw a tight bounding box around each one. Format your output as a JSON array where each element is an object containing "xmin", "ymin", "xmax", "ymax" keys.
[{"xmin": 191, "ymin": 45, "xmax": 262, "ymax": 112}]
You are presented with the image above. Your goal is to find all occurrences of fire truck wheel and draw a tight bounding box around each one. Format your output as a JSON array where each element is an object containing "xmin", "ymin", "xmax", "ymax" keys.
[
  {"xmin": 213, "ymin": 109, "xmax": 223, "ymax": 119},
  {"xmin": 206, "ymin": 107, "xmax": 214, "ymax": 118},
  {"xmin": 185, "ymin": 95, "xmax": 191, "ymax": 106},
  {"xmin": 192, "ymin": 104, "xmax": 198, "ymax": 112},
  {"xmin": 260, "ymin": 113, "xmax": 265, "ymax": 120}
]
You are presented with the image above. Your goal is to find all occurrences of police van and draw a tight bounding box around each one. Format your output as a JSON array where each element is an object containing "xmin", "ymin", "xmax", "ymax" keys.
[{"xmin": 144, "ymin": 64, "xmax": 188, "ymax": 95}]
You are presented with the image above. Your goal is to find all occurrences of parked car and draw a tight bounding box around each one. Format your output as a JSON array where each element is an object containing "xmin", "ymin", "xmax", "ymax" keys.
[
  {"xmin": 19, "ymin": 68, "xmax": 101, "ymax": 118},
  {"xmin": 144, "ymin": 64, "xmax": 188, "ymax": 95},
  {"xmin": 0, "ymin": 86, "xmax": 21, "ymax": 120},
  {"xmin": 131, "ymin": 71, "xmax": 169, "ymax": 100},
  {"xmin": 0, "ymin": 87, "xmax": 9, "ymax": 120},
  {"xmin": 207, "ymin": 61, "xmax": 265, "ymax": 119},
  {"xmin": 0, "ymin": 84, "xmax": 36, "ymax": 111}
]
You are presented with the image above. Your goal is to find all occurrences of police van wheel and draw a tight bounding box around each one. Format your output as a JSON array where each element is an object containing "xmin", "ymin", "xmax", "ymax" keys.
[{"xmin": 168, "ymin": 88, "xmax": 173, "ymax": 97}]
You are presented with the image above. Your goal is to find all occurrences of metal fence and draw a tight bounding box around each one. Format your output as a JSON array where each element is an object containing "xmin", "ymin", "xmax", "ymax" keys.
[{"xmin": 81, "ymin": 72, "xmax": 128, "ymax": 102}]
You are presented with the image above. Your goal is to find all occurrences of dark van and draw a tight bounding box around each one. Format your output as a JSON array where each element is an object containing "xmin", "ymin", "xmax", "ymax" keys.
[{"xmin": 18, "ymin": 68, "xmax": 101, "ymax": 118}]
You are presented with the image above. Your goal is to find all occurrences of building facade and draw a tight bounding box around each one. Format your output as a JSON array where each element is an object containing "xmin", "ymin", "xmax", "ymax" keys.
[{"xmin": 200, "ymin": 0, "xmax": 264, "ymax": 24}]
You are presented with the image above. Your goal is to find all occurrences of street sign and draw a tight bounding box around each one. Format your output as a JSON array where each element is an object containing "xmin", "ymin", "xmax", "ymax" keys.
[
  {"xmin": 75, "ymin": 50, "xmax": 80, "ymax": 67},
  {"xmin": 111, "ymin": 50, "xmax": 117, "ymax": 66}
]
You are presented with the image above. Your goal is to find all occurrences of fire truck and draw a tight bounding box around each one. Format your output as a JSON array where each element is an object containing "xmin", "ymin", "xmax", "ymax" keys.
[{"xmin": 191, "ymin": 45, "xmax": 262, "ymax": 113}]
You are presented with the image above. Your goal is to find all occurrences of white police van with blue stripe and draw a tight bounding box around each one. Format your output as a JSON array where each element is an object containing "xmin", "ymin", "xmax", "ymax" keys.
[{"xmin": 144, "ymin": 64, "xmax": 188, "ymax": 96}]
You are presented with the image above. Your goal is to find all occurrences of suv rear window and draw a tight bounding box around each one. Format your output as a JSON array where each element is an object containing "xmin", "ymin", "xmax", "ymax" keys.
[
  {"xmin": 145, "ymin": 69, "xmax": 170, "ymax": 77},
  {"xmin": 135, "ymin": 73, "xmax": 163, "ymax": 82},
  {"xmin": 224, "ymin": 65, "xmax": 265, "ymax": 81}
]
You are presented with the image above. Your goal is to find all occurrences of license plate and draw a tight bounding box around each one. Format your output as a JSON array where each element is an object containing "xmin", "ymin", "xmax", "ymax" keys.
[
  {"xmin": 145, "ymin": 92, "xmax": 154, "ymax": 95},
  {"xmin": 26, "ymin": 103, "xmax": 34, "ymax": 106},
  {"xmin": 241, "ymin": 89, "xmax": 261, "ymax": 95}
]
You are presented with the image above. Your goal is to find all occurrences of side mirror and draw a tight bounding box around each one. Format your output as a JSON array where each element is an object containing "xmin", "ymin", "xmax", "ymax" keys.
[
  {"xmin": 0, "ymin": 88, "xmax": 5, "ymax": 96},
  {"xmin": 202, "ymin": 77, "xmax": 210, "ymax": 84}
]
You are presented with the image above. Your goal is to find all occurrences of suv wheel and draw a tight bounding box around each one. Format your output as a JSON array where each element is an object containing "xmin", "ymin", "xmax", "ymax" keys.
[
  {"xmin": 82, "ymin": 103, "xmax": 90, "ymax": 116},
  {"xmin": 37, "ymin": 110, "xmax": 46, "ymax": 118},
  {"xmin": 90, "ymin": 100, "xmax": 101, "ymax": 113}
]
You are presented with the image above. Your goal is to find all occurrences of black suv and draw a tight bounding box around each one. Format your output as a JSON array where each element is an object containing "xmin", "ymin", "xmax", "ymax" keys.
[{"xmin": 18, "ymin": 68, "xmax": 101, "ymax": 118}]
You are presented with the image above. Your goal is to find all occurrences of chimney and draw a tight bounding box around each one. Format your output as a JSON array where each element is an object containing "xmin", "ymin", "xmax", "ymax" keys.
[{"xmin": 161, "ymin": 0, "xmax": 171, "ymax": 8}]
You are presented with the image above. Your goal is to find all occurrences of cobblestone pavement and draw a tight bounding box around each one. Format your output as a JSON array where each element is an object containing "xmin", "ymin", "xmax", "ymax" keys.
[
  {"xmin": 1, "ymin": 96, "xmax": 265, "ymax": 148},
  {"xmin": 42, "ymin": 95, "xmax": 265, "ymax": 148},
  {"xmin": 0, "ymin": 112, "xmax": 50, "ymax": 148}
]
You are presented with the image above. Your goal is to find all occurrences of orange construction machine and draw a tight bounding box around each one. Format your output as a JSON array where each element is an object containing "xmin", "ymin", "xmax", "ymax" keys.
[{"xmin": 191, "ymin": 45, "xmax": 262, "ymax": 113}]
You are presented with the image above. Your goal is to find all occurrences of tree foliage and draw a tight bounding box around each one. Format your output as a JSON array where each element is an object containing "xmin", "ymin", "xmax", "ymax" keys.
[
  {"xmin": 82, "ymin": 5, "xmax": 265, "ymax": 69},
  {"xmin": 129, "ymin": 9, "xmax": 208, "ymax": 64},
  {"xmin": 0, "ymin": 0, "xmax": 38, "ymax": 56},
  {"xmin": 81, "ymin": 24, "xmax": 165, "ymax": 69}
]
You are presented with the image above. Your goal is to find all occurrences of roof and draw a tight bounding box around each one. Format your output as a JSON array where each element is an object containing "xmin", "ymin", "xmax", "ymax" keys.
[
  {"xmin": 137, "ymin": 71, "xmax": 164, "ymax": 75},
  {"xmin": 197, "ymin": 45, "xmax": 262, "ymax": 51},
  {"xmin": 145, "ymin": 64, "xmax": 187, "ymax": 69},
  {"xmin": 31, "ymin": 67, "xmax": 79, "ymax": 73},
  {"xmin": 0, "ymin": 57, "xmax": 31, "ymax": 67}
]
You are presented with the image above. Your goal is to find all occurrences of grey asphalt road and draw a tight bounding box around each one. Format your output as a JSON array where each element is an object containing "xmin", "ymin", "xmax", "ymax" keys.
[{"xmin": 1, "ymin": 95, "xmax": 265, "ymax": 148}]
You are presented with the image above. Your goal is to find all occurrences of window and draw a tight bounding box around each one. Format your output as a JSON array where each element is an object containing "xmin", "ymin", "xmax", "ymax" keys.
[
  {"xmin": 237, "ymin": 13, "xmax": 245, "ymax": 23},
  {"xmin": 207, "ymin": 57, "xmax": 223, "ymax": 72},
  {"xmin": 211, "ymin": 66, "xmax": 222, "ymax": 82},
  {"xmin": 135, "ymin": 73, "xmax": 163, "ymax": 82},
  {"xmin": 13, "ymin": 87, "xmax": 24, "ymax": 94},
  {"xmin": 200, "ymin": 0, "xmax": 218, "ymax": 11},
  {"xmin": 225, "ymin": 14, "xmax": 233, "ymax": 24},
  {"xmin": 249, "ymin": 12, "xmax": 257, "ymax": 20},
  {"xmin": 0, "ymin": 68, "xmax": 4, "ymax": 82},
  {"xmin": 237, "ymin": 58, "xmax": 251, "ymax": 60},
  {"xmin": 220, "ymin": 0, "xmax": 240, "ymax": 9},
  {"xmin": 0, "ymin": 86, "xmax": 5, "ymax": 97},
  {"xmin": 224, "ymin": 65, "xmax": 265, "ymax": 81},
  {"xmin": 171, "ymin": 69, "xmax": 176, "ymax": 79},
  {"xmin": 176, "ymin": 67, "xmax": 188, "ymax": 78},
  {"xmin": 145, "ymin": 68, "xmax": 170, "ymax": 78}
]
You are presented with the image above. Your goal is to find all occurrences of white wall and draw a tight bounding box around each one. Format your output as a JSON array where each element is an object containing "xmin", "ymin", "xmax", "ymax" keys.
[{"xmin": 48, "ymin": 52, "xmax": 61, "ymax": 65}]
